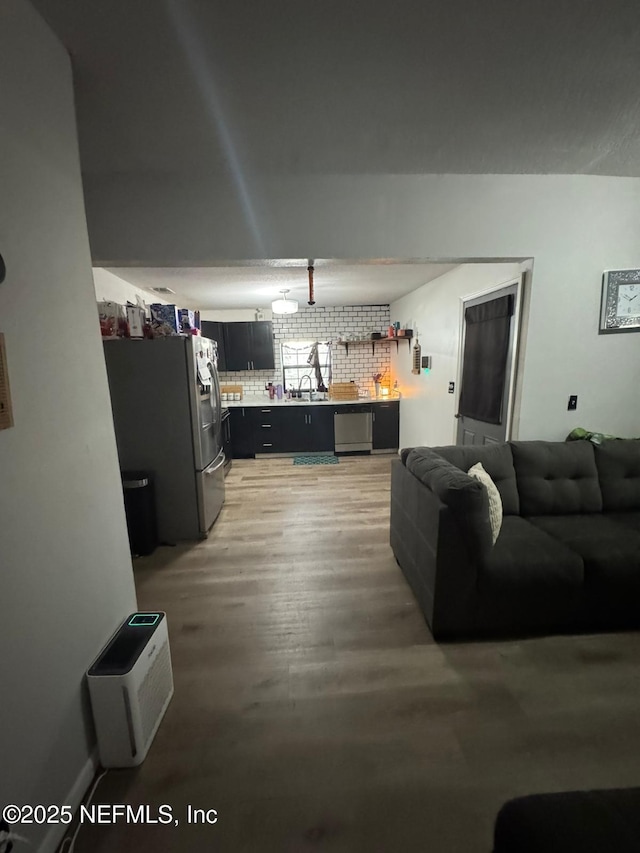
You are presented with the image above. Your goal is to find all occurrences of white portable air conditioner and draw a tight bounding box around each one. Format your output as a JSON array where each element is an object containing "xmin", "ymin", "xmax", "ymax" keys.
[{"xmin": 87, "ymin": 612, "xmax": 174, "ymax": 768}]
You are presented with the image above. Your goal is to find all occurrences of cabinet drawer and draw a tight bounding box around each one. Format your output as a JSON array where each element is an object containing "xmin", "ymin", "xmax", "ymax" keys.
[{"xmin": 255, "ymin": 407, "xmax": 279, "ymax": 425}]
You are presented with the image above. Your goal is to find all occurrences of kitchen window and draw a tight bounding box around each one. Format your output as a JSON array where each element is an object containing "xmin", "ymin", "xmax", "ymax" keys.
[{"xmin": 281, "ymin": 341, "xmax": 331, "ymax": 391}]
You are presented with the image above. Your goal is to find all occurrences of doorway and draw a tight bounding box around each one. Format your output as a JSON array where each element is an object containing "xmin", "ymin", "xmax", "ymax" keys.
[{"xmin": 455, "ymin": 277, "xmax": 523, "ymax": 445}]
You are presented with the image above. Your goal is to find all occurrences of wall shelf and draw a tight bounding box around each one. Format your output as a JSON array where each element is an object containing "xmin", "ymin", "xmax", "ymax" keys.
[{"xmin": 338, "ymin": 335, "xmax": 413, "ymax": 355}]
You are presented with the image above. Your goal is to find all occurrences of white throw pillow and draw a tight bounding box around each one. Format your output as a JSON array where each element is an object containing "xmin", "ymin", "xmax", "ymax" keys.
[{"xmin": 468, "ymin": 462, "xmax": 503, "ymax": 545}]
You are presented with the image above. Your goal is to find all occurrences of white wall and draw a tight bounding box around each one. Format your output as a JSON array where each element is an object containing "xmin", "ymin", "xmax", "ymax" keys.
[
  {"xmin": 93, "ymin": 266, "xmax": 168, "ymax": 307},
  {"xmin": 390, "ymin": 263, "xmax": 527, "ymax": 448},
  {"xmin": 86, "ymin": 173, "xmax": 640, "ymax": 440},
  {"xmin": 201, "ymin": 308, "xmax": 272, "ymax": 322},
  {"xmin": 0, "ymin": 5, "xmax": 137, "ymax": 851}
]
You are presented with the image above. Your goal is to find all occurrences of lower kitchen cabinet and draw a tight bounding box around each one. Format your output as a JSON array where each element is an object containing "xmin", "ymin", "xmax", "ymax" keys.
[
  {"xmin": 280, "ymin": 406, "xmax": 335, "ymax": 452},
  {"xmin": 306, "ymin": 407, "xmax": 334, "ymax": 451},
  {"xmin": 372, "ymin": 401, "xmax": 400, "ymax": 449},
  {"xmin": 253, "ymin": 405, "xmax": 285, "ymax": 453},
  {"xmin": 230, "ymin": 403, "xmax": 397, "ymax": 457},
  {"xmin": 280, "ymin": 408, "xmax": 308, "ymax": 452},
  {"xmin": 229, "ymin": 407, "xmax": 255, "ymax": 458}
]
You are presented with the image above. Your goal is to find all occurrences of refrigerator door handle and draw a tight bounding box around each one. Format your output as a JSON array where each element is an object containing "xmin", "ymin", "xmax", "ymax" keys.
[{"xmin": 204, "ymin": 451, "xmax": 226, "ymax": 474}]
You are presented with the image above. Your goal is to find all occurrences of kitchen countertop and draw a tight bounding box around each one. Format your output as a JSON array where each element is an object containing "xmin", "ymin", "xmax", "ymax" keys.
[{"xmin": 223, "ymin": 394, "xmax": 401, "ymax": 408}]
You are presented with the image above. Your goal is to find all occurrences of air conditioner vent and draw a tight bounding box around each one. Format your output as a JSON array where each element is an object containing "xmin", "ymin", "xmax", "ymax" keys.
[{"xmin": 151, "ymin": 287, "xmax": 175, "ymax": 295}]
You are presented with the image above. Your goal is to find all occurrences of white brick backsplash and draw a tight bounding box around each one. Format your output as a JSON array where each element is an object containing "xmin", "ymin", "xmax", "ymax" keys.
[{"xmin": 218, "ymin": 304, "xmax": 392, "ymax": 395}]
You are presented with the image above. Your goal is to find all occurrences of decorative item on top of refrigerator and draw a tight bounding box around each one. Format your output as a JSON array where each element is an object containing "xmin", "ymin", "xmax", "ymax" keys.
[
  {"xmin": 150, "ymin": 304, "xmax": 181, "ymax": 336},
  {"xmin": 98, "ymin": 301, "xmax": 129, "ymax": 338},
  {"xmin": 126, "ymin": 305, "xmax": 146, "ymax": 339},
  {"xmin": 180, "ymin": 308, "xmax": 202, "ymax": 334}
]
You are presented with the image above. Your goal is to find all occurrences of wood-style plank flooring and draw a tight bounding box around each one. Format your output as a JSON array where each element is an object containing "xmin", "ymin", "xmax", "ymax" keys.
[{"xmin": 78, "ymin": 456, "xmax": 640, "ymax": 852}]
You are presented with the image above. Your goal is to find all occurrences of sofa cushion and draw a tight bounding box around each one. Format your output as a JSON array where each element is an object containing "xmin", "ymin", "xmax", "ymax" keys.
[
  {"xmin": 494, "ymin": 788, "xmax": 640, "ymax": 853},
  {"xmin": 531, "ymin": 515, "xmax": 640, "ymax": 588},
  {"xmin": 468, "ymin": 462, "xmax": 503, "ymax": 544},
  {"xmin": 433, "ymin": 443, "xmax": 520, "ymax": 515},
  {"xmin": 594, "ymin": 439, "xmax": 640, "ymax": 511},
  {"xmin": 510, "ymin": 441, "xmax": 602, "ymax": 515},
  {"xmin": 405, "ymin": 447, "xmax": 493, "ymax": 558},
  {"xmin": 479, "ymin": 516, "xmax": 584, "ymax": 592},
  {"xmin": 605, "ymin": 511, "xmax": 640, "ymax": 534}
]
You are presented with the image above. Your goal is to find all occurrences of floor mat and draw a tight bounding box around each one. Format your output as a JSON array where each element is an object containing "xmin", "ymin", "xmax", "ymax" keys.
[{"xmin": 293, "ymin": 455, "xmax": 339, "ymax": 465}]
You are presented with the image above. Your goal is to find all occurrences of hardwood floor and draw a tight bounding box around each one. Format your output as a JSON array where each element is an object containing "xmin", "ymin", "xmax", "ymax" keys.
[{"xmin": 78, "ymin": 456, "xmax": 640, "ymax": 852}]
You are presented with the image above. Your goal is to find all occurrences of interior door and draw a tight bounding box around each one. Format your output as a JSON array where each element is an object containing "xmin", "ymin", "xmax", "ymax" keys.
[{"xmin": 456, "ymin": 281, "xmax": 520, "ymax": 446}]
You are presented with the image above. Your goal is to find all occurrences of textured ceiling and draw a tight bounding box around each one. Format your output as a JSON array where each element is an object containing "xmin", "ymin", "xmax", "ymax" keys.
[
  {"xmin": 106, "ymin": 261, "xmax": 461, "ymax": 309},
  {"xmin": 32, "ymin": 0, "xmax": 640, "ymax": 177}
]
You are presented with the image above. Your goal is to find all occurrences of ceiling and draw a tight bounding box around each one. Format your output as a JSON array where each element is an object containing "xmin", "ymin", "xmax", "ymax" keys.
[
  {"xmin": 32, "ymin": 0, "xmax": 640, "ymax": 178},
  {"xmin": 107, "ymin": 261, "xmax": 460, "ymax": 309}
]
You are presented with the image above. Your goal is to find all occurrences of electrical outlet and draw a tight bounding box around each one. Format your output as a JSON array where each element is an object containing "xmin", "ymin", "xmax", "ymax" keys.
[{"xmin": 568, "ymin": 395, "xmax": 578, "ymax": 411}]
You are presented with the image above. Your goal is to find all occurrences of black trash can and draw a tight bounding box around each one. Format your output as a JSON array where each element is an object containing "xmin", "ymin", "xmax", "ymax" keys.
[{"xmin": 122, "ymin": 471, "xmax": 158, "ymax": 557}]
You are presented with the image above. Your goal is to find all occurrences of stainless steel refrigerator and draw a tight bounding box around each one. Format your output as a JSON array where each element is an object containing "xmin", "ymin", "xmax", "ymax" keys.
[{"xmin": 103, "ymin": 336, "xmax": 225, "ymax": 541}]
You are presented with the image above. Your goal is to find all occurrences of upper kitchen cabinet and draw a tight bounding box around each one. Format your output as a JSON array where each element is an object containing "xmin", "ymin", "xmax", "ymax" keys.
[
  {"xmin": 200, "ymin": 320, "xmax": 227, "ymax": 371},
  {"xmin": 224, "ymin": 321, "xmax": 275, "ymax": 371}
]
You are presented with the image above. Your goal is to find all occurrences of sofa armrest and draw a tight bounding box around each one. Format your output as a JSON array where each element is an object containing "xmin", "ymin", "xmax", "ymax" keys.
[
  {"xmin": 404, "ymin": 447, "xmax": 493, "ymax": 559},
  {"xmin": 391, "ymin": 457, "xmax": 483, "ymax": 638}
]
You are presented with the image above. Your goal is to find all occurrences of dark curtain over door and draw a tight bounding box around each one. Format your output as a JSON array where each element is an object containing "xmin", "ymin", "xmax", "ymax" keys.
[{"xmin": 458, "ymin": 294, "xmax": 514, "ymax": 425}]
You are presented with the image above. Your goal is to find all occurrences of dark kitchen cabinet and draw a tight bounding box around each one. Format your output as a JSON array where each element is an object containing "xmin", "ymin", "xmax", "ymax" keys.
[
  {"xmin": 201, "ymin": 321, "xmax": 227, "ymax": 371},
  {"xmin": 251, "ymin": 322, "xmax": 276, "ymax": 369},
  {"xmin": 372, "ymin": 401, "xmax": 400, "ymax": 450},
  {"xmin": 229, "ymin": 407, "xmax": 255, "ymax": 458},
  {"xmin": 280, "ymin": 408, "xmax": 309, "ymax": 453},
  {"xmin": 223, "ymin": 321, "xmax": 275, "ymax": 371},
  {"xmin": 231, "ymin": 404, "xmax": 337, "ymax": 457},
  {"xmin": 253, "ymin": 405, "xmax": 286, "ymax": 453},
  {"xmin": 307, "ymin": 407, "xmax": 335, "ymax": 451},
  {"xmin": 281, "ymin": 406, "xmax": 334, "ymax": 452}
]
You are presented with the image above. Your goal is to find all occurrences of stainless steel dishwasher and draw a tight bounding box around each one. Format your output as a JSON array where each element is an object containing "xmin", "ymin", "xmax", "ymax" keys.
[{"xmin": 334, "ymin": 404, "xmax": 372, "ymax": 453}]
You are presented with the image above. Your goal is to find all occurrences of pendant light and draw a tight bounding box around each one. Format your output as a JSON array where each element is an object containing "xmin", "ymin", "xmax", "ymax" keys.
[{"xmin": 271, "ymin": 288, "xmax": 298, "ymax": 315}]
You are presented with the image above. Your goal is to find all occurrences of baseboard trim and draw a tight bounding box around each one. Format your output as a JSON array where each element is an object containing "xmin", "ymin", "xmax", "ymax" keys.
[{"xmin": 39, "ymin": 751, "xmax": 98, "ymax": 853}]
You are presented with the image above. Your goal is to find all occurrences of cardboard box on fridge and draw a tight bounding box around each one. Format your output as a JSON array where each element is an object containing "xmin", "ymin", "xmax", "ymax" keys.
[
  {"xmin": 179, "ymin": 308, "xmax": 196, "ymax": 332},
  {"xmin": 98, "ymin": 301, "xmax": 129, "ymax": 338},
  {"xmin": 150, "ymin": 304, "xmax": 181, "ymax": 336},
  {"xmin": 126, "ymin": 305, "xmax": 146, "ymax": 339}
]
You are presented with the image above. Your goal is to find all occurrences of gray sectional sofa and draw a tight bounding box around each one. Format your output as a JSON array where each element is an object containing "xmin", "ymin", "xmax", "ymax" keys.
[{"xmin": 390, "ymin": 439, "xmax": 640, "ymax": 640}]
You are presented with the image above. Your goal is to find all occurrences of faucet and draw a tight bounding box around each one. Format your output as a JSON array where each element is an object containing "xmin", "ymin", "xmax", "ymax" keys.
[{"xmin": 299, "ymin": 374, "xmax": 313, "ymax": 402}]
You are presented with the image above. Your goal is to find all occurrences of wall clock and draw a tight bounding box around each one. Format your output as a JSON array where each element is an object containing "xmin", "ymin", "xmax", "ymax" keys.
[{"xmin": 600, "ymin": 269, "xmax": 640, "ymax": 333}]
